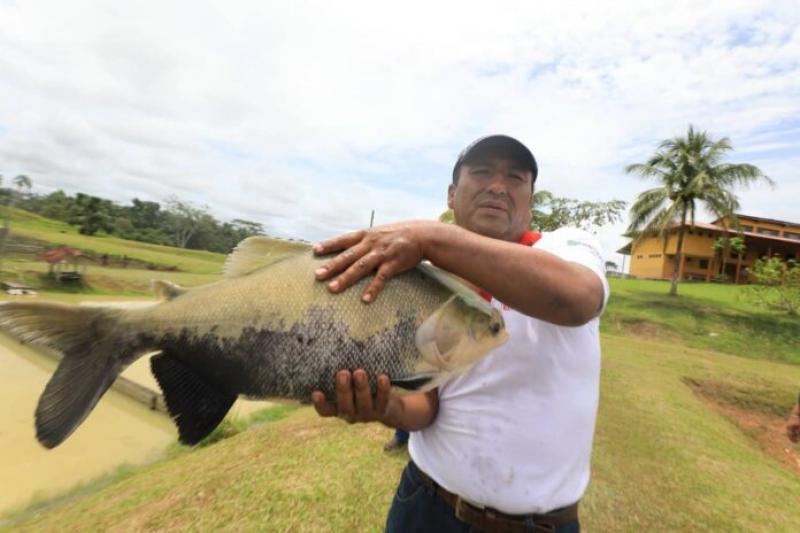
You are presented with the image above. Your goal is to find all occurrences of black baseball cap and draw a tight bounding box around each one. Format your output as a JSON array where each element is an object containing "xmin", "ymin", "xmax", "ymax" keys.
[{"xmin": 452, "ymin": 134, "xmax": 538, "ymax": 185}]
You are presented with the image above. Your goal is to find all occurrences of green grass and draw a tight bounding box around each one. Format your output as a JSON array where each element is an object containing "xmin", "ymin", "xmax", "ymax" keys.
[
  {"xmin": 0, "ymin": 258, "xmax": 220, "ymax": 297},
  {"xmin": 603, "ymin": 278, "xmax": 800, "ymax": 365},
  {"xmin": 3, "ymin": 336, "xmax": 799, "ymax": 532},
  {"xmin": 1, "ymin": 206, "xmax": 225, "ymax": 275}
]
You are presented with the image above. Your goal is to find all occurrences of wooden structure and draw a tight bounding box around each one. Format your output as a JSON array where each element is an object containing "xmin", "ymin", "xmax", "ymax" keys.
[
  {"xmin": 619, "ymin": 214, "xmax": 800, "ymax": 284},
  {"xmin": 40, "ymin": 246, "xmax": 88, "ymax": 282}
]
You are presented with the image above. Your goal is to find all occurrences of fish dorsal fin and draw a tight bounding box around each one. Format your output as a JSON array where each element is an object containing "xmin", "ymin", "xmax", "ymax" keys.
[
  {"xmin": 416, "ymin": 262, "xmax": 492, "ymax": 310},
  {"xmin": 152, "ymin": 280, "xmax": 188, "ymax": 300},
  {"xmin": 224, "ymin": 236, "xmax": 311, "ymax": 278},
  {"xmin": 150, "ymin": 352, "xmax": 237, "ymax": 445}
]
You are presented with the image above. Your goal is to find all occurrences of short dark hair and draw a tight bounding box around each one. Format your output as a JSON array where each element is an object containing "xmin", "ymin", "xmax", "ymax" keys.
[{"xmin": 452, "ymin": 135, "xmax": 538, "ymax": 188}]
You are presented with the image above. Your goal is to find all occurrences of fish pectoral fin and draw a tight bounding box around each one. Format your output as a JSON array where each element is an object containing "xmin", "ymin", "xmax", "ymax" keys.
[
  {"xmin": 152, "ymin": 280, "xmax": 188, "ymax": 300},
  {"xmin": 390, "ymin": 374, "xmax": 436, "ymax": 391},
  {"xmin": 150, "ymin": 353, "xmax": 237, "ymax": 445},
  {"xmin": 36, "ymin": 348, "xmax": 122, "ymax": 449}
]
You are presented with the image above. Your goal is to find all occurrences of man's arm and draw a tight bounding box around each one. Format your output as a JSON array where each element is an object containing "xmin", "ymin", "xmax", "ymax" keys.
[
  {"xmin": 314, "ymin": 221, "xmax": 605, "ymax": 327},
  {"xmin": 311, "ymin": 369, "xmax": 439, "ymax": 430}
]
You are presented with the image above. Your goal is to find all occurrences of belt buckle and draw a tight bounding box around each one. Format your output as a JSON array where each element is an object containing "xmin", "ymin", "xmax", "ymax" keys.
[
  {"xmin": 455, "ymin": 496, "xmax": 490, "ymax": 521},
  {"xmin": 454, "ymin": 496, "xmax": 478, "ymax": 522}
]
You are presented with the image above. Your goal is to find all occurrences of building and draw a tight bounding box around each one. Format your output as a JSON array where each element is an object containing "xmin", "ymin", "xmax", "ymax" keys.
[{"xmin": 618, "ymin": 214, "xmax": 800, "ymax": 283}]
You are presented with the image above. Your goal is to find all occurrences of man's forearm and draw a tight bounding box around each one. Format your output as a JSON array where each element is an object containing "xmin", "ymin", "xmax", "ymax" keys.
[
  {"xmin": 422, "ymin": 223, "xmax": 603, "ymax": 326},
  {"xmin": 384, "ymin": 390, "xmax": 439, "ymax": 432}
]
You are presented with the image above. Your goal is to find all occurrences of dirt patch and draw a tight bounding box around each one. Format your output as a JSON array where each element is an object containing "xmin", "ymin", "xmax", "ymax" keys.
[
  {"xmin": 685, "ymin": 378, "xmax": 800, "ymax": 476},
  {"xmin": 610, "ymin": 318, "xmax": 664, "ymax": 340}
]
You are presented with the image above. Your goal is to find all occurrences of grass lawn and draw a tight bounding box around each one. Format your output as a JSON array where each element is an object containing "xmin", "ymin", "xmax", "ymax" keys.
[
  {"xmin": 3, "ymin": 334, "xmax": 799, "ymax": 532},
  {"xmin": 603, "ymin": 278, "xmax": 800, "ymax": 365}
]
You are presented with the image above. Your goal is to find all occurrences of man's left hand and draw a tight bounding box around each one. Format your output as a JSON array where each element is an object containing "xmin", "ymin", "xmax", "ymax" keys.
[{"xmin": 313, "ymin": 221, "xmax": 436, "ymax": 303}]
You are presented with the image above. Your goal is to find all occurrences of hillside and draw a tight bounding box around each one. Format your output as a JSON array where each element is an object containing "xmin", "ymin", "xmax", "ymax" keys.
[
  {"xmin": 2, "ymin": 334, "xmax": 799, "ymax": 531},
  {"xmin": 0, "ymin": 206, "xmax": 225, "ymax": 276},
  {"xmin": 0, "ymin": 206, "xmax": 226, "ymax": 295}
]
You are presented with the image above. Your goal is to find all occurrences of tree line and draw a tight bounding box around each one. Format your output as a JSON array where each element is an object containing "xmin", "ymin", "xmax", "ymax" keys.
[{"xmin": 0, "ymin": 175, "xmax": 264, "ymax": 254}]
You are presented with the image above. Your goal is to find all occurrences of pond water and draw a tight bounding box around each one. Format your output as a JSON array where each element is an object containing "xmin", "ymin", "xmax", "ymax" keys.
[
  {"xmin": 0, "ymin": 295, "xmax": 277, "ymax": 515},
  {"xmin": 0, "ymin": 334, "xmax": 176, "ymax": 514}
]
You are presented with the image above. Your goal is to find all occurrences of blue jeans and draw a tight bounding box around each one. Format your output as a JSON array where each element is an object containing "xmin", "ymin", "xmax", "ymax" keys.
[
  {"xmin": 395, "ymin": 429, "xmax": 410, "ymax": 444},
  {"xmin": 386, "ymin": 462, "xmax": 580, "ymax": 533}
]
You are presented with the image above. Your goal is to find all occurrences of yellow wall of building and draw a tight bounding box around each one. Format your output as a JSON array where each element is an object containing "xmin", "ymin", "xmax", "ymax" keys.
[{"xmin": 628, "ymin": 216, "xmax": 800, "ymax": 282}]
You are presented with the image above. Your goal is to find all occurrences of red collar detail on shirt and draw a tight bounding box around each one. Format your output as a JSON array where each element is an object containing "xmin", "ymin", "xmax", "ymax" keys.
[{"xmin": 477, "ymin": 231, "xmax": 541, "ymax": 302}]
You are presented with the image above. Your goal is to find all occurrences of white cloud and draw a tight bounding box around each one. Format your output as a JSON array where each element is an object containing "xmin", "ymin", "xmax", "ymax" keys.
[{"xmin": 0, "ymin": 0, "xmax": 798, "ymax": 260}]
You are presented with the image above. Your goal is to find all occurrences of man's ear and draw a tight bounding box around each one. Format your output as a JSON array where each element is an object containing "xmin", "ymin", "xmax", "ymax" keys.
[{"xmin": 447, "ymin": 183, "xmax": 456, "ymax": 209}]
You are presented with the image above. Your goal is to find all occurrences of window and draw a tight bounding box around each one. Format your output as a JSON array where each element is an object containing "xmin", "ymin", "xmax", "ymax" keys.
[
  {"xmin": 757, "ymin": 227, "xmax": 779, "ymax": 236},
  {"xmin": 741, "ymin": 225, "xmax": 754, "ymax": 232},
  {"xmin": 699, "ymin": 259, "xmax": 709, "ymax": 269},
  {"xmin": 784, "ymin": 231, "xmax": 800, "ymax": 240},
  {"xmin": 648, "ymin": 254, "xmax": 661, "ymax": 258},
  {"xmin": 636, "ymin": 255, "xmax": 643, "ymax": 259}
]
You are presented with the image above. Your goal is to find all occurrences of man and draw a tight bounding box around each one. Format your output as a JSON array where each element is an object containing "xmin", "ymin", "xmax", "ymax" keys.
[
  {"xmin": 311, "ymin": 135, "xmax": 608, "ymax": 532},
  {"xmin": 788, "ymin": 394, "xmax": 800, "ymax": 443}
]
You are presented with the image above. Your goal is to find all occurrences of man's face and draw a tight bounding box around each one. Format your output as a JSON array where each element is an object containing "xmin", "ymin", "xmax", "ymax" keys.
[{"xmin": 447, "ymin": 156, "xmax": 533, "ymax": 242}]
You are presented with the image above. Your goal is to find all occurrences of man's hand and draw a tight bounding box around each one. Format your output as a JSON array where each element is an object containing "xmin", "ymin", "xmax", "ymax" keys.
[
  {"xmin": 313, "ymin": 221, "xmax": 438, "ymax": 303},
  {"xmin": 787, "ymin": 403, "xmax": 800, "ymax": 443},
  {"xmin": 311, "ymin": 369, "xmax": 440, "ymax": 431},
  {"xmin": 311, "ymin": 369, "xmax": 399, "ymax": 425}
]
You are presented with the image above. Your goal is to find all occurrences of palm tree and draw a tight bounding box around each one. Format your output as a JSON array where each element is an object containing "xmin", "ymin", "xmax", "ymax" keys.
[{"xmin": 626, "ymin": 125, "xmax": 773, "ymax": 296}]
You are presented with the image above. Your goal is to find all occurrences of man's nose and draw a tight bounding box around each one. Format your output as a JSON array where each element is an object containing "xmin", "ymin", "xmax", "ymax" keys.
[{"xmin": 485, "ymin": 172, "xmax": 507, "ymax": 194}]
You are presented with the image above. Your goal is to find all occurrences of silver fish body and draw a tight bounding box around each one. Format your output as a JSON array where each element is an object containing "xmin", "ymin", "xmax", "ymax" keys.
[{"xmin": 0, "ymin": 237, "xmax": 507, "ymax": 447}]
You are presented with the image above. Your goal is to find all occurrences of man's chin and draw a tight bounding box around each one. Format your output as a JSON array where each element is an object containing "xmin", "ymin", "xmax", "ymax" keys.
[{"xmin": 463, "ymin": 218, "xmax": 512, "ymax": 240}]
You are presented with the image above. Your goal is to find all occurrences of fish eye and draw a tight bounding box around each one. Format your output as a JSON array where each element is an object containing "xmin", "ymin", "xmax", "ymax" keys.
[{"xmin": 490, "ymin": 321, "xmax": 501, "ymax": 335}]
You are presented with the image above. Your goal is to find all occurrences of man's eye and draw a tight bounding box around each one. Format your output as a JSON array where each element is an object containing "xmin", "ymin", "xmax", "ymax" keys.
[
  {"xmin": 471, "ymin": 168, "xmax": 489, "ymax": 175},
  {"xmin": 508, "ymin": 174, "xmax": 523, "ymax": 181}
]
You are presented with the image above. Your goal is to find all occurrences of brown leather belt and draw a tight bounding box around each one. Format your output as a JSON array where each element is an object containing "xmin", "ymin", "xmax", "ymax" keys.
[{"xmin": 408, "ymin": 461, "xmax": 579, "ymax": 533}]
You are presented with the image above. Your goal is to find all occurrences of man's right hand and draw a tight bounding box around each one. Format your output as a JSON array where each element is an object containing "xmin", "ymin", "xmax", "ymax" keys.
[
  {"xmin": 311, "ymin": 369, "xmax": 440, "ymax": 431},
  {"xmin": 311, "ymin": 369, "xmax": 401, "ymax": 425}
]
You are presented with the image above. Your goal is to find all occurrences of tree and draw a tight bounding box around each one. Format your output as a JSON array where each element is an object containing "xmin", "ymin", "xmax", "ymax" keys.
[
  {"xmin": 605, "ymin": 261, "xmax": 618, "ymax": 272},
  {"xmin": 438, "ymin": 190, "xmax": 626, "ymax": 232},
  {"xmin": 70, "ymin": 193, "xmax": 114, "ymax": 236},
  {"xmin": 626, "ymin": 125, "xmax": 773, "ymax": 296},
  {"xmin": 712, "ymin": 235, "xmax": 746, "ymax": 281},
  {"xmin": 529, "ymin": 191, "xmax": 625, "ymax": 233},
  {"xmin": 128, "ymin": 198, "xmax": 163, "ymax": 229},
  {"xmin": 747, "ymin": 257, "xmax": 800, "ymax": 315},
  {"xmin": 164, "ymin": 197, "xmax": 210, "ymax": 248},
  {"xmin": 13, "ymin": 174, "xmax": 32, "ymax": 197}
]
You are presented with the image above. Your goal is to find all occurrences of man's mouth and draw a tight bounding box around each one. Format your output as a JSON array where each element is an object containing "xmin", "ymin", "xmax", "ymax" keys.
[{"xmin": 476, "ymin": 201, "xmax": 509, "ymax": 213}]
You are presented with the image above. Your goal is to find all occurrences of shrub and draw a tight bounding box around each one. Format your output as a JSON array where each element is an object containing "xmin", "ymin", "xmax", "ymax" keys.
[{"xmin": 746, "ymin": 256, "xmax": 800, "ymax": 315}]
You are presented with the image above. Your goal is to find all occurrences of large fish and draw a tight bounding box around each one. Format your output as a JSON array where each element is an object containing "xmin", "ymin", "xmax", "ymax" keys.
[{"xmin": 0, "ymin": 237, "xmax": 507, "ymax": 448}]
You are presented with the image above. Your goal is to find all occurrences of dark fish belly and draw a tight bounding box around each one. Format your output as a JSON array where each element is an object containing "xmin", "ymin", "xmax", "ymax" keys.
[{"xmin": 153, "ymin": 306, "xmax": 421, "ymax": 401}]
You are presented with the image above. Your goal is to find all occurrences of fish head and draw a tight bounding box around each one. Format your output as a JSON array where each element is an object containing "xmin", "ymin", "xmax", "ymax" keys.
[{"xmin": 414, "ymin": 295, "xmax": 508, "ymax": 374}]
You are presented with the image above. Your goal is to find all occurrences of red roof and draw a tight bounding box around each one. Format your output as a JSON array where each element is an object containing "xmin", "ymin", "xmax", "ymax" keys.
[{"xmin": 41, "ymin": 246, "xmax": 83, "ymax": 264}]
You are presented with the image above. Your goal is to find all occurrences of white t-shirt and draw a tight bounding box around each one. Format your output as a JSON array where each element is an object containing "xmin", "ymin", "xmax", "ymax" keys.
[{"xmin": 409, "ymin": 227, "xmax": 609, "ymax": 515}]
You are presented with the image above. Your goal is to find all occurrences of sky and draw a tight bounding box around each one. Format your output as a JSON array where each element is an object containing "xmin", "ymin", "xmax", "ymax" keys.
[{"xmin": 0, "ymin": 0, "xmax": 798, "ymax": 267}]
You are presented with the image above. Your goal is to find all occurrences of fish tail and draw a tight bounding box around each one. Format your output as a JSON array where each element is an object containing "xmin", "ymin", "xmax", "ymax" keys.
[{"xmin": 0, "ymin": 302, "xmax": 132, "ymax": 448}]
